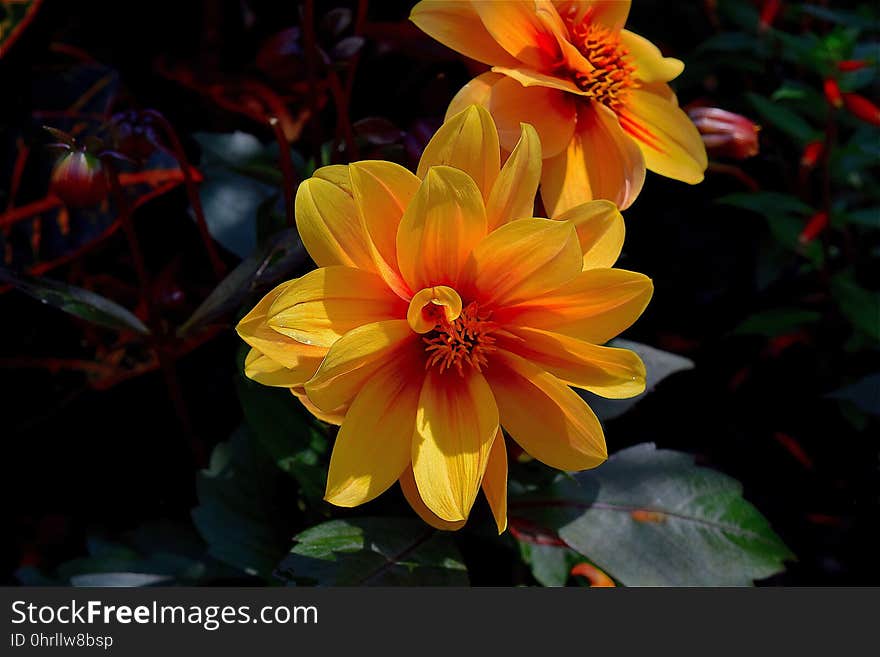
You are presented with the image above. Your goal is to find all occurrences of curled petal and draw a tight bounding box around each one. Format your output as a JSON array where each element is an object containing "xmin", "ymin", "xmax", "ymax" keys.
[
  {"xmin": 407, "ymin": 286, "xmax": 463, "ymax": 333},
  {"xmin": 486, "ymin": 122, "xmax": 542, "ymax": 230}
]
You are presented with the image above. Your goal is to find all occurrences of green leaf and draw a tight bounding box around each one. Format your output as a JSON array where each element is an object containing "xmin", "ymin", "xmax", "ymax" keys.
[
  {"xmin": 579, "ymin": 340, "xmax": 693, "ymax": 421},
  {"xmin": 733, "ymin": 308, "xmax": 821, "ymax": 337},
  {"xmin": 277, "ymin": 518, "xmax": 469, "ymax": 586},
  {"xmin": 827, "ymin": 373, "xmax": 880, "ymax": 416},
  {"xmin": 719, "ymin": 192, "xmax": 813, "ymax": 218},
  {"xmin": 511, "ymin": 443, "xmax": 794, "ymax": 586},
  {"xmin": 518, "ymin": 542, "xmax": 581, "ymax": 587},
  {"xmin": 845, "ymin": 207, "xmax": 880, "ymax": 229},
  {"xmin": 746, "ymin": 93, "xmax": 820, "ymax": 143},
  {"xmin": 831, "ymin": 273, "xmax": 880, "ymax": 341},
  {"xmin": 0, "ymin": 267, "xmax": 150, "ymax": 335},
  {"xmin": 798, "ymin": 4, "xmax": 879, "ymax": 30}
]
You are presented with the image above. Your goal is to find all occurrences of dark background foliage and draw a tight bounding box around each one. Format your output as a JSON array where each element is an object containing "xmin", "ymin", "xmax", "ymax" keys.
[{"xmin": 1, "ymin": 0, "xmax": 877, "ymax": 586}]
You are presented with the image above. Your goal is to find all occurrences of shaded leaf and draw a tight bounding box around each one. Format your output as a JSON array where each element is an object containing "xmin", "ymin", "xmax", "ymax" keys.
[
  {"xmin": 517, "ymin": 542, "xmax": 581, "ymax": 587},
  {"xmin": 832, "ymin": 273, "xmax": 880, "ymax": 341},
  {"xmin": 69, "ymin": 572, "xmax": 171, "ymax": 587},
  {"xmin": 827, "ymin": 373, "xmax": 880, "ymax": 416},
  {"xmin": 512, "ymin": 443, "xmax": 793, "ymax": 586},
  {"xmin": 733, "ymin": 308, "xmax": 821, "ymax": 337},
  {"xmin": 278, "ymin": 518, "xmax": 468, "ymax": 586},
  {"xmin": 746, "ymin": 93, "xmax": 820, "ymax": 143}
]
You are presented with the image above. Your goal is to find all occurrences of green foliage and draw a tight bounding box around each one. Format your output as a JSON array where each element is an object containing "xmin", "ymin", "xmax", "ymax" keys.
[
  {"xmin": 746, "ymin": 93, "xmax": 820, "ymax": 143},
  {"xmin": 831, "ymin": 273, "xmax": 880, "ymax": 341},
  {"xmin": 278, "ymin": 518, "xmax": 468, "ymax": 586},
  {"xmin": 511, "ymin": 444, "xmax": 793, "ymax": 586},
  {"xmin": 733, "ymin": 308, "xmax": 821, "ymax": 337}
]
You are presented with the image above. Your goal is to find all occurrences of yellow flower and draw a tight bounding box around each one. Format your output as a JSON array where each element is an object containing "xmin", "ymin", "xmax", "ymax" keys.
[
  {"xmin": 237, "ymin": 105, "xmax": 653, "ymax": 531},
  {"xmin": 410, "ymin": 0, "xmax": 707, "ymax": 214}
]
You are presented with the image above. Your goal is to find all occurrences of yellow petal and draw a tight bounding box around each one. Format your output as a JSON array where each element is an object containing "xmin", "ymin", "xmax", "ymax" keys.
[
  {"xmin": 491, "ymin": 65, "xmax": 587, "ymax": 96},
  {"xmin": 243, "ymin": 348, "xmax": 305, "ymax": 387},
  {"xmin": 268, "ymin": 266, "xmax": 407, "ymax": 348},
  {"xmin": 291, "ymin": 386, "xmax": 347, "ymax": 425},
  {"xmin": 473, "ymin": 0, "xmax": 562, "ymax": 69},
  {"xmin": 399, "ymin": 467, "xmax": 466, "ymax": 531},
  {"xmin": 486, "ymin": 122, "xmax": 542, "ymax": 230},
  {"xmin": 412, "ymin": 368, "xmax": 499, "ymax": 522},
  {"xmin": 493, "ymin": 267, "xmax": 653, "ymax": 345},
  {"xmin": 619, "ymin": 88, "xmax": 707, "ymax": 185},
  {"xmin": 304, "ymin": 320, "xmax": 419, "ymax": 411},
  {"xmin": 407, "ymin": 286, "xmax": 463, "ymax": 333},
  {"xmin": 409, "ymin": 0, "xmax": 522, "ymax": 68},
  {"xmin": 497, "ymin": 327, "xmax": 646, "ymax": 398},
  {"xmin": 324, "ymin": 357, "xmax": 423, "ymax": 507},
  {"xmin": 554, "ymin": 199, "xmax": 625, "ymax": 269},
  {"xmin": 481, "ymin": 429, "xmax": 508, "ymax": 534},
  {"xmin": 541, "ymin": 102, "xmax": 646, "ymax": 216},
  {"xmin": 313, "ymin": 164, "xmax": 353, "ymax": 195},
  {"xmin": 294, "ymin": 176, "xmax": 375, "ymax": 270},
  {"xmin": 485, "ymin": 350, "xmax": 607, "ymax": 471},
  {"xmin": 397, "ymin": 166, "xmax": 487, "ymax": 291},
  {"xmin": 417, "ymin": 105, "xmax": 500, "ymax": 203},
  {"xmin": 620, "ymin": 30, "xmax": 684, "ymax": 83},
  {"xmin": 446, "ymin": 72, "xmax": 502, "ymax": 120},
  {"xmin": 466, "ymin": 218, "xmax": 582, "ymax": 307},
  {"xmin": 236, "ymin": 281, "xmax": 327, "ymax": 382}
]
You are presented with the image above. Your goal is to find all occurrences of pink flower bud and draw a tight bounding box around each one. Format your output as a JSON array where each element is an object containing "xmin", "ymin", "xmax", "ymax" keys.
[{"xmin": 687, "ymin": 107, "xmax": 760, "ymax": 160}]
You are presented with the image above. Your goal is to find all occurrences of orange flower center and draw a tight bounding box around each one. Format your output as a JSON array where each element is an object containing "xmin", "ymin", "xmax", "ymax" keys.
[
  {"xmin": 423, "ymin": 302, "xmax": 497, "ymax": 375},
  {"xmin": 564, "ymin": 20, "xmax": 636, "ymax": 111}
]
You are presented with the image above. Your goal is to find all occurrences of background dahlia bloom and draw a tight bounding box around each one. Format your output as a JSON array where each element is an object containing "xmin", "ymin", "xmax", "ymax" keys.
[
  {"xmin": 237, "ymin": 105, "xmax": 653, "ymax": 531},
  {"xmin": 410, "ymin": 0, "xmax": 708, "ymax": 215}
]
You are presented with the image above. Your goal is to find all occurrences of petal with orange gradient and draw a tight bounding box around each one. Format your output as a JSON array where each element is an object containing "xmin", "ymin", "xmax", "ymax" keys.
[
  {"xmin": 492, "ymin": 267, "xmax": 653, "ymax": 345},
  {"xmin": 466, "ymin": 218, "xmax": 582, "ymax": 307},
  {"xmin": 554, "ymin": 199, "xmax": 625, "ymax": 269},
  {"xmin": 294, "ymin": 176, "xmax": 375, "ymax": 270},
  {"xmin": 618, "ymin": 88, "xmax": 707, "ymax": 184},
  {"xmin": 482, "ymin": 429, "xmax": 508, "ymax": 533},
  {"xmin": 291, "ymin": 386, "xmax": 347, "ymax": 426},
  {"xmin": 399, "ymin": 467, "xmax": 466, "ymax": 531},
  {"xmin": 417, "ymin": 105, "xmax": 500, "ymax": 202},
  {"xmin": 472, "ymin": 0, "xmax": 562, "ymax": 69},
  {"xmin": 407, "ymin": 286, "xmax": 463, "ymax": 334},
  {"xmin": 324, "ymin": 357, "xmax": 424, "ymax": 507},
  {"xmin": 485, "ymin": 351, "xmax": 607, "ymax": 471},
  {"xmin": 496, "ymin": 327, "xmax": 646, "ymax": 399},
  {"xmin": 554, "ymin": 0, "xmax": 631, "ymax": 31},
  {"xmin": 268, "ymin": 266, "xmax": 408, "ymax": 348},
  {"xmin": 412, "ymin": 368, "xmax": 499, "ymax": 522},
  {"xmin": 541, "ymin": 102, "xmax": 645, "ymax": 216},
  {"xmin": 446, "ymin": 72, "xmax": 502, "ymax": 120},
  {"xmin": 621, "ymin": 30, "xmax": 684, "ymax": 83},
  {"xmin": 486, "ymin": 123, "xmax": 542, "ymax": 230},
  {"xmin": 304, "ymin": 320, "xmax": 420, "ymax": 412},
  {"xmin": 348, "ymin": 160, "xmax": 420, "ymax": 298},
  {"xmin": 409, "ymin": 0, "xmax": 521, "ymax": 68},
  {"xmin": 397, "ymin": 166, "xmax": 487, "ymax": 291}
]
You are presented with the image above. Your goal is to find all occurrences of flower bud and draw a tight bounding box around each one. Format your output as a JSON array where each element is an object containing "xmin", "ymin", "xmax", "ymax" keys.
[
  {"xmin": 823, "ymin": 78, "xmax": 843, "ymax": 108},
  {"xmin": 758, "ymin": 0, "xmax": 782, "ymax": 32},
  {"xmin": 798, "ymin": 211, "xmax": 828, "ymax": 244},
  {"xmin": 687, "ymin": 107, "xmax": 760, "ymax": 159},
  {"xmin": 837, "ymin": 60, "xmax": 870, "ymax": 73},
  {"xmin": 799, "ymin": 140, "xmax": 824, "ymax": 169},
  {"xmin": 842, "ymin": 93, "xmax": 880, "ymax": 127},
  {"xmin": 50, "ymin": 151, "xmax": 108, "ymax": 208}
]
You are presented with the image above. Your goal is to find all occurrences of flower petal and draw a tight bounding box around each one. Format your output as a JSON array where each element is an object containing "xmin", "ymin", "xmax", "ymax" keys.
[
  {"xmin": 417, "ymin": 105, "xmax": 500, "ymax": 202},
  {"xmin": 295, "ymin": 176, "xmax": 375, "ymax": 270},
  {"xmin": 243, "ymin": 348, "xmax": 305, "ymax": 387},
  {"xmin": 492, "ymin": 267, "xmax": 653, "ymax": 345},
  {"xmin": 482, "ymin": 429, "xmax": 508, "ymax": 534},
  {"xmin": 399, "ymin": 466, "xmax": 466, "ymax": 531},
  {"xmin": 473, "ymin": 0, "xmax": 563, "ymax": 69},
  {"xmin": 446, "ymin": 72, "xmax": 503, "ymax": 120},
  {"xmin": 497, "ymin": 327, "xmax": 646, "ymax": 398},
  {"xmin": 268, "ymin": 266, "xmax": 407, "ymax": 348},
  {"xmin": 620, "ymin": 30, "xmax": 684, "ymax": 83},
  {"xmin": 412, "ymin": 368, "xmax": 499, "ymax": 522},
  {"xmin": 486, "ymin": 74, "xmax": 578, "ymax": 157},
  {"xmin": 304, "ymin": 320, "xmax": 420, "ymax": 411},
  {"xmin": 349, "ymin": 160, "xmax": 420, "ymax": 298},
  {"xmin": 484, "ymin": 350, "xmax": 607, "ymax": 471},
  {"xmin": 618, "ymin": 88, "xmax": 707, "ymax": 185},
  {"xmin": 486, "ymin": 122, "xmax": 542, "ymax": 230},
  {"xmin": 555, "ymin": 199, "xmax": 625, "ymax": 269},
  {"xmin": 554, "ymin": 0, "xmax": 630, "ymax": 31},
  {"xmin": 491, "ymin": 65, "xmax": 587, "ymax": 96},
  {"xmin": 291, "ymin": 386, "xmax": 347, "ymax": 425},
  {"xmin": 397, "ymin": 166, "xmax": 488, "ymax": 291},
  {"xmin": 324, "ymin": 357, "xmax": 424, "ymax": 507},
  {"xmin": 409, "ymin": 0, "xmax": 522, "ymax": 67},
  {"xmin": 466, "ymin": 218, "xmax": 582, "ymax": 307},
  {"xmin": 407, "ymin": 285, "xmax": 463, "ymax": 333},
  {"xmin": 313, "ymin": 164, "xmax": 353, "ymax": 195},
  {"xmin": 541, "ymin": 102, "xmax": 646, "ymax": 216}
]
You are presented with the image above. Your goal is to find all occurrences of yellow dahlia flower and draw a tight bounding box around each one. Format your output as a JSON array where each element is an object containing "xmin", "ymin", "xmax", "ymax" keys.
[
  {"xmin": 237, "ymin": 105, "xmax": 653, "ymax": 531},
  {"xmin": 410, "ymin": 0, "xmax": 708, "ymax": 214}
]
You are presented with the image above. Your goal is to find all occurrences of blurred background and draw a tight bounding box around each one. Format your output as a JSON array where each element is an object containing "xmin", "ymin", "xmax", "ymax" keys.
[{"xmin": 1, "ymin": 0, "xmax": 878, "ymax": 586}]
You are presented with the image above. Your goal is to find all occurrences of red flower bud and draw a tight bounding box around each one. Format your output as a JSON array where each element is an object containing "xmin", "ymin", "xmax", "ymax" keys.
[
  {"xmin": 800, "ymin": 140, "xmax": 824, "ymax": 169},
  {"xmin": 50, "ymin": 151, "xmax": 108, "ymax": 208},
  {"xmin": 758, "ymin": 0, "xmax": 782, "ymax": 31},
  {"xmin": 823, "ymin": 78, "xmax": 843, "ymax": 108},
  {"xmin": 687, "ymin": 107, "xmax": 760, "ymax": 159},
  {"xmin": 798, "ymin": 211, "xmax": 829, "ymax": 244},
  {"xmin": 837, "ymin": 59, "xmax": 871, "ymax": 72},
  {"xmin": 842, "ymin": 93, "xmax": 880, "ymax": 126}
]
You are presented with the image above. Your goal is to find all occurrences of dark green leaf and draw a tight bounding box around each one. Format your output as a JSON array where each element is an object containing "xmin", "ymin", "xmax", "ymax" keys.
[
  {"xmin": 827, "ymin": 373, "xmax": 880, "ymax": 416},
  {"xmin": 746, "ymin": 93, "xmax": 820, "ymax": 143},
  {"xmin": 798, "ymin": 4, "xmax": 879, "ymax": 29},
  {"xmin": 832, "ymin": 273, "xmax": 880, "ymax": 341},
  {"xmin": 518, "ymin": 542, "xmax": 581, "ymax": 587},
  {"xmin": 512, "ymin": 443, "xmax": 793, "ymax": 586},
  {"xmin": 278, "ymin": 518, "xmax": 468, "ymax": 586},
  {"xmin": 0, "ymin": 267, "xmax": 150, "ymax": 335},
  {"xmin": 733, "ymin": 308, "xmax": 821, "ymax": 337},
  {"xmin": 719, "ymin": 192, "xmax": 813, "ymax": 218}
]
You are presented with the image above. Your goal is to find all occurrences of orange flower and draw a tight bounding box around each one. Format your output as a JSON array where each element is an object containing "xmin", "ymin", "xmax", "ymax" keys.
[
  {"xmin": 410, "ymin": 0, "xmax": 707, "ymax": 215},
  {"xmin": 237, "ymin": 105, "xmax": 653, "ymax": 531}
]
